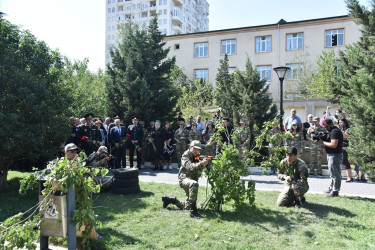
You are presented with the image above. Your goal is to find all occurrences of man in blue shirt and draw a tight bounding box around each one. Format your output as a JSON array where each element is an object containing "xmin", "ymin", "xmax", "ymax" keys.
[{"xmin": 284, "ymin": 109, "xmax": 303, "ymax": 132}]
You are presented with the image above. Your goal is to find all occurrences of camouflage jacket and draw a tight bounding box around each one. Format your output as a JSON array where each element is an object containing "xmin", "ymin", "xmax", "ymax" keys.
[
  {"xmin": 188, "ymin": 129, "xmax": 202, "ymax": 143},
  {"xmin": 268, "ymin": 129, "xmax": 282, "ymax": 148},
  {"xmin": 203, "ymin": 129, "xmax": 216, "ymax": 146},
  {"xmin": 285, "ymin": 131, "xmax": 304, "ymax": 149},
  {"xmin": 277, "ymin": 158, "xmax": 309, "ymax": 188},
  {"xmin": 178, "ymin": 150, "xmax": 203, "ymax": 182},
  {"xmin": 237, "ymin": 127, "xmax": 251, "ymax": 147},
  {"xmin": 174, "ymin": 128, "xmax": 189, "ymax": 144},
  {"xmin": 86, "ymin": 152, "xmax": 107, "ymax": 168}
]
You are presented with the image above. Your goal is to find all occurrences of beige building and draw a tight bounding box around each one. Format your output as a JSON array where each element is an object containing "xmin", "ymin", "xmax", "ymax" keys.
[
  {"xmin": 164, "ymin": 15, "xmax": 361, "ymax": 121},
  {"xmin": 106, "ymin": 0, "xmax": 209, "ymax": 65}
]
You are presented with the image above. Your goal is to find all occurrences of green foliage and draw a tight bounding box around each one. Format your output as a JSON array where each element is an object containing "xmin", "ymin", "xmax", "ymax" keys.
[
  {"xmin": 307, "ymin": 50, "xmax": 341, "ymax": 101},
  {"xmin": 0, "ymin": 154, "xmax": 105, "ymax": 249},
  {"xmin": 106, "ymin": 14, "xmax": 178, "ymax": 123},
  {"xmin": 176, "ymin": 79, "xmax": 213, "ymax": 121},
  {"xmin": 202, "ymin": 122, "xmax": 256, "ymax": 210},
  {"xmin": 214, "ymin": 54, "xmax": 235, "ymax": 117},
  {"xmin": 61, "ymin": 58, "xmax": 108, "ymax": 118},
  {"xmin": 331, "ymin": 0, "xmax": 375, "ymax": 181},
  {"xmin": 0, "ymin": 17, "xmax": 71, "ymax": 190},
  {"xmin": 231, "ymin": 58, "xmax": 278, "ymax": 129}
]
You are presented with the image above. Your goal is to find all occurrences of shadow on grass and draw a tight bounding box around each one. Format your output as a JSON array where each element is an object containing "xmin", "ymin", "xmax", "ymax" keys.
[
  {"xmin": 304, "ymin": 202, "xmax": 354, "ymax": 218},
  {"xmin": 91, "ymin": 227, "xmax": 147, "ymax": 250},
  {"xmin": 345, "ymin": 196, "xmax": 375, "ymax": 202}
]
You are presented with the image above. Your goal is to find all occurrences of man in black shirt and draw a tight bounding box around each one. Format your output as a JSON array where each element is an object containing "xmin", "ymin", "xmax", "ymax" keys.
[{"xmin": 318, "ymin": 118, "xmax": 343, "ymax": 197}]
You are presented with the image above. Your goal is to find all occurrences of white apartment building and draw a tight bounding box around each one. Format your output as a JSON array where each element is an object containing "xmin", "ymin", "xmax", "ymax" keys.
[
  {"xmin": 105, "ymin": 0, "xmax": 209, "ymax": 65},
  {"xmin": 164, "ymin": 15, "xmax": 362, "ymax": 119}
]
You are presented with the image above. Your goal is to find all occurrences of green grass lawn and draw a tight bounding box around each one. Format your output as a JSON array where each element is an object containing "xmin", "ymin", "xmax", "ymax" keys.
[{"xmin": 2, "ymin": 171, "xmax": 375, "ymax": 249}]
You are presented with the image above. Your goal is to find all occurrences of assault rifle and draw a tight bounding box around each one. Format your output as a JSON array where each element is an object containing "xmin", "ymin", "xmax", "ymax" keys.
[
  {"xmin": 194, "ymin": 155, "xmax": 217, "ymax": 172},
  {"xmin": 290, "ymin": 175, "xmax": 304, "ymax": 208}
]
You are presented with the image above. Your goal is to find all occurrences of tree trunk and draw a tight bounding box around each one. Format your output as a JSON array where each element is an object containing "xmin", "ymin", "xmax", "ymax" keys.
[{"xmin": 0, "ymin": 154, "xmax": 14, "ymax": 192}]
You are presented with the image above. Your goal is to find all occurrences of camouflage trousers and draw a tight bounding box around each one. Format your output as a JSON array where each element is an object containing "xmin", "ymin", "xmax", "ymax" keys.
[
  {"xmin": 176, "ymin": 142, "xmax": 187, "ymax": 168},
  {"xmin": 277, "ymin": 181, "xmax": 309, "ymax": 207},
  {"xmin": 179, "ymin": 178, "xmax": 199, "ymax": 209},
  {"xmin": 309, "ymin": 144, "xmax": 322, "ymax": 175}
]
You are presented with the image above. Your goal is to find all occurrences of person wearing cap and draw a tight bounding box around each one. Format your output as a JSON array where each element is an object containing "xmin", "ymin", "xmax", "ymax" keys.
[
  {"xmin": 202, "ymin": 121, "xmax": 216, "ymax": 157},
  {"xmin": 237, "ymin": 118, "xmax": 251, "ymax": 161},
  {"xmin": 188, "ymin": 122, "xmax": 202, "ymax": 144},
  {"xmin": 284, "ymin": 109, "xmax": 303, "ymax": 132},
  {"xmin": 285, "ymin": 121, "xmax": 304, "ymax": 155},
  {"xmin": 139, "ymin": 120, "xmax": 148, "ymax": 169},
  {"xmin": 162, "ymin": 140, "xmax": 209, "ymax": 219},
  {"xmin": 127, "ymin": 117, "xmax": 143, "ymax": 169},
  {"xmin": 277, "ymin": 146, "xmax": 309, "ymax": 208},
  {"xmin": 77, "ymin": 113, "xmax": 101, "ymax": 155},
  {"xmin": 109, "ymin": 119, "xmax": 127, "ymax": 169},
  {"xmin": 65, "ymin": 143, "xmax": 79, "ymax": 161},
  {"xmin": 86, "ymin": 146, "xmax": 111, "ymax": 168},
  {"xmin": 306, "ymin": 117, "xmax": 325, "ymax": 175},
  {"xmin": 174, "ymin": 121, "xmax": 189, "ymax": 168}
]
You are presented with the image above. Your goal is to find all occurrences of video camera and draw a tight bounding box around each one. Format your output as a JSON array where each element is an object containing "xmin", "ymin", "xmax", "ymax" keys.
[{"xmin": 312, "ymin": 132, "xmax": 329, "ymax": 141}]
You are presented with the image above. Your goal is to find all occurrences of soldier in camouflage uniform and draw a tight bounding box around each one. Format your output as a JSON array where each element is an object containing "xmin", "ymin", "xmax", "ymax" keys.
[
  {"xmin": 139, "ymin": 120, "xmax": 148, "ymax": 168},
  {"xmin": 237, "ymin": 118, "xmax": 251, "ymax": 161},
  {"xmin": 202, "ymin": 121, "xmax": 216, "ymax": 157},
  {"xmin": 162, "ymin": 140, "xmax": 209, "ymax": 219},
  {"xmin": 285, "ymin": 121, "xmax": 304, "ymax": 154},
  {"xmin": 174, "ymin": 121, "xmax": 189, "ymax": 168},
  {"xmin": 306, "ymin": 117, "xmax": 325, "ymax": 175},
  {"xmin": 277, "ymin": 147, "xmax": 309, "ymax": 208},
  {"xmin": 188, "ymin": 122, "xmax": 202, "ymax": 143},
  {"xmin": 86, "ymin": 146, "xmax": 112, "ymax": 191}
]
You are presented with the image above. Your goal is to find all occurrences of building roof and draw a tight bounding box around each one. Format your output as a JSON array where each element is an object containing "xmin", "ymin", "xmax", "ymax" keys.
[{"xmin": 164, "ymin": 15, "xmax": 354, "ymax": 40}]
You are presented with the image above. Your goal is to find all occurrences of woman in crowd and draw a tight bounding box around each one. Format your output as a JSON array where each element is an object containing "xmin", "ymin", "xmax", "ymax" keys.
[
  {"xmin": 202, "ymin": 121, "xmax": 216, "ymax": 156},
  {"xmin": 285, "ymin": 121, "xmax": 304, "ymax": 154},
  {"xmin": 339, "ymin": 118, "xmax": 353, "ymax": 182},
  {"xmin": 148, "ymin": 120, "xmax": 166, "ymax": 171},
  {"xmin": 94, "ymin": 120, "xmax": 106, "ymax": 146},
  {"xmin": 162, "ymin": 121, "xmax": 174, "ymax": 170}
]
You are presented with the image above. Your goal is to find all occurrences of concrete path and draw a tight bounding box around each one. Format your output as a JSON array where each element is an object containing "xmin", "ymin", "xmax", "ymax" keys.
[{"xmin": 139, "ymin": 168, "xmax": 375, "ymax": 199}]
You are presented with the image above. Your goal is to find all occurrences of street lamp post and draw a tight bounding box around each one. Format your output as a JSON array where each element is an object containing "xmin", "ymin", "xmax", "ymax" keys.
[{"xmin": 273, "ymin": 66, "xmax": 290, "ymax": 132}]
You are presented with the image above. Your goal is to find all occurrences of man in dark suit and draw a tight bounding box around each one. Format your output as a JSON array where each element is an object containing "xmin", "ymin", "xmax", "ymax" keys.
[
  {"xmin": 77, "ymin": 113, "xmax": 101, "ymax": 155},
  {"xmin": 109, "ymin": 118, "xmax": 127, "ymax": 169},
  {"xmin": 127, "ymin": 117, "xmax": 143, "ymax": 169}
]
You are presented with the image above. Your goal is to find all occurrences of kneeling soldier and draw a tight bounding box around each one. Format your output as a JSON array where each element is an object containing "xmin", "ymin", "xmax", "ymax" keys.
[
  {"xmin": 162, "ymin": 140, "xmax": 209, "ymax": 219},
  {"xmin": 277, "ymin": 146, "xmax": 309, "ymax": 208}
]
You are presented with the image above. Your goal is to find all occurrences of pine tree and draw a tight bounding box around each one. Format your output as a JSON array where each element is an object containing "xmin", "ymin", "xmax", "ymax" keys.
[
  {"xmin": 232, "ymin": 58, "xmax": 278, "ymax": 129},
  {"xmin": 334, "ymin": 0, "xmax": 375, "ymax": 181},
  {"xmin": 214, "ymin": 54, "xmax": 236, "ymax": 119},
  {"xmin": 106, "ymin": 14, "xmax": 178, "ymax": 123}
]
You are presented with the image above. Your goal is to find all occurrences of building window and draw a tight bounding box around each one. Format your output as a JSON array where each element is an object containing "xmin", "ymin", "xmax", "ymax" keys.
[
  {"xmin": 107, "ymin": 26, "xmax": 111, "ymax": 32},
  {"xmin": 195, "ymin": 69, "xmax": 208, "ymax": 82},
  {"xmin": 194, "ymin": 42, "xmax": 208, "ymax": 57},
  {"xmin": 163, "ymin": 0, "xmax": 167, "ymax": 5},
  {"xmin": 286, "ymin": 64, "xmax": 302, "ymax": 80},
  {"xmin": 256, "ymin": 36, "xmax": 271, "ymax": 53},
  {"xmin": 107, "ymin": 17, "xmax": 111, "ymax": 22},
  {"xmin": 163, "ymin": 9, "xmax": 167, "ymax": 14},
  {"xmin": 112, "ymin": 7, "xmax": 115, "ymax": 12},
  {"xmin": 325, "ymin": 29, "xmax": 344, "ymax": 47},
  {"xmin": 112, "ymin": 16, "xmax": 115, "ymax": 22},
  {"xmin": 256, "ymin": 65, "xmax": 272, "ymax": 81},
  {"xmin": 174, "ymin": 44, "xmax": 180, "ymax": 50},
  {"xmin": 286, "ymin": 33, "xmax": 303, "ymax": 50},
  {"xmin": 108, "ymin": 8, "xmax": 111, "ymax": 13},
  {"xmin": 159, "ymin": 10, "xmax": 162, "ymax": 15},
  {"xmin": 228, "ymin": 67, "xmax": 236, "ymax": 73},
  {"xmin": 112, "ymin": 26, "xmax": 115, "ymax": 31},
  {"xmin": 221, "ymin": 39, "xmax": 236, "ymax": 55}
]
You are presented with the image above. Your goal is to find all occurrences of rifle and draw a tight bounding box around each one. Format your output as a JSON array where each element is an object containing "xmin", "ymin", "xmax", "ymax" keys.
[
  {"xmin": 290, "ymin": 174, "xmax": 304, "ymax": 207},
  {"xmin": 194, "ymin": 155, "xmax": 217, "ymax": 172}
]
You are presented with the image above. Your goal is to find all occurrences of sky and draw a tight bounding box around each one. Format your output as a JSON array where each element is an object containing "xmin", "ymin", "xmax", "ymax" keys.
[{"xmin": 1, "ymin": 0, "xmax": 370, "ymax": 72}]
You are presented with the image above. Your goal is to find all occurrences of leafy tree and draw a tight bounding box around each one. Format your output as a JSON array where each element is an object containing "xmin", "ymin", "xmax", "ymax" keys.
[
  {"xmin": 231, "ymin": 58, "xmax": 278, "ymax": 131},
  {"xmin": 106, "ymin": 14, "xmax": 178, "ymax": 123},
  {"xmin": 61, "ymin": 57, "xmax": 108, "ymax": 118},
  {"xmin": 307, "ymin": 50, "xmax": 342, "ymax": 101},
  {"xmin": 333, "ymin": 0, "xmax": 375, "ymax": 181},
  {"xmin": 0, "ymin": 18, "xmax": 71, "ymax": 191}
]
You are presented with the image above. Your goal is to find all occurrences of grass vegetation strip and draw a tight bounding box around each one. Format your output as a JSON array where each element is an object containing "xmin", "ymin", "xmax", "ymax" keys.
[{"xmin": 2, "ymin": 171, "xmax": 375, "ymax": 249}]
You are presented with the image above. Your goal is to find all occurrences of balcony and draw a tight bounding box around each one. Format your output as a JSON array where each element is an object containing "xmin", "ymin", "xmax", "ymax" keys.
[
  {"xmin": 172, "ymin": 24, "xmax": 182, "ymax": 33},
  {"xmin": 172, "ymin": 0, "xmax": 184, "ymax": 6}
]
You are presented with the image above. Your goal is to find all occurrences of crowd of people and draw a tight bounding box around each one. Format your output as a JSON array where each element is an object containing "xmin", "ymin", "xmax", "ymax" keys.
[{"xmin": 63, "ymin": 109, "xmax": 251, "ymax": 172}]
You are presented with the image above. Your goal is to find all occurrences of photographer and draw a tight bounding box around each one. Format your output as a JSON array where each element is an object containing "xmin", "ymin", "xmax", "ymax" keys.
[{"xmin": 318, "ymin": 118, "xmax": 343, "ymax": 197}]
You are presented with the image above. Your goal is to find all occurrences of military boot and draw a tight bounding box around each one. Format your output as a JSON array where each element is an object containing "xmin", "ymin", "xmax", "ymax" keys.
[
  {"xmin": 189, "ymin": 203, "xmax": 203, "ymax": 219},
  {"xmin": 162, "ymin": 196, "xmax": 178, "ymax": 208}
]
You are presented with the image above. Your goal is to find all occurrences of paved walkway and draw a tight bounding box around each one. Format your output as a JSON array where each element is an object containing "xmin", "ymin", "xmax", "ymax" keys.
[{"xmin": 139, "ymin": 168, "xmax": 375, "ymax": 199}]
